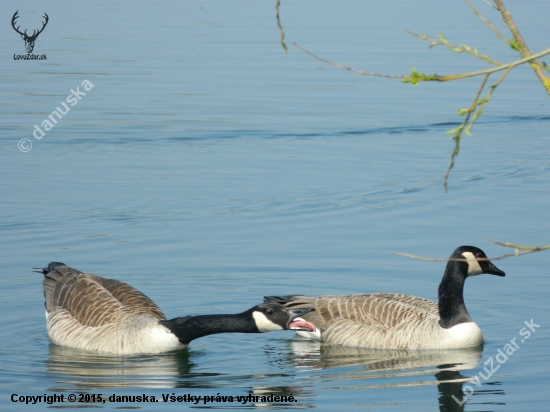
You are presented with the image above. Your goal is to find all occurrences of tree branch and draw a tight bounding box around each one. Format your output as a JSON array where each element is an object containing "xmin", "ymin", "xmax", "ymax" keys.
[
  {"xmin": 391, "ymin": 239, "xmax": 549, "ymax": 262},
  {"xmin": 294, "ymin": 42, "xmax": 550, "ymax": 83},
  {"xmin": 275, "ymin": 0, "xmax": 288, "ymax": 54},
  {"xmin": 487, "ymin": 238, "xmax": 550, "ymax": 252},
  {"xmin": 293, "ymin": 0, "xmax": 550, "ymax": 190},
  {"xmin": 443, "ymin": 74, "xmax": 490, "ymax": 192},
  {"xmin": 293, "ymin": 42, "xmax": 403, "ymax": 79},
  {"xmin": 437, "ymin": 48, "xmax": 550, "ymax": 81},
  {"xmin": 492, "ymin": 0, "xmax": 550, "ymax": 93},
  {"xmin": 465, "ymin": 0, "xmax": 509, "ymax": 45},
  {"xmin": 405, "ymin": 30, "xmax": 502, "ymax": 66}
]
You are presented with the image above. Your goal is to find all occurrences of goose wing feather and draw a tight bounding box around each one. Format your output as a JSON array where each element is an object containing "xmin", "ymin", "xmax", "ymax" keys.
[
  {"xmin": 265, "ymin": 294, "xmax": 440, "ymax": 348},
  {"xmin": 85, "ymin": 274, "xmax": 166, "ymax": 320},
  {"xmin": 43, "ymin": 264, "xmax": 166, "ymax": 327}
]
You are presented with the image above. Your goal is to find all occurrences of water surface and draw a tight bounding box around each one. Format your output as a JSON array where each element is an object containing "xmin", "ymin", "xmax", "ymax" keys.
[{"xmin": 1, "ymin": 0, "xmax": 549, "ymax": 411}]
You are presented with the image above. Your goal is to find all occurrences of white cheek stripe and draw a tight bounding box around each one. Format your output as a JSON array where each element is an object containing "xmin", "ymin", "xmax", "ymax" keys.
[
  {"xmin": 253, "ymin": 312, "xmax": 284, "ymax": 332},
  {"xmin": 462, "ymin": 251, "xmax": 483, "ymax": 276}
]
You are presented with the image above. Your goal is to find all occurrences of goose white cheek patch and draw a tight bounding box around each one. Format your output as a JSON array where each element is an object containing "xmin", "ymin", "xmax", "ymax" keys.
[
  {"xmin": 253, "ymin": 312, "xmax": 284, "ymax": 332},
  {"xmin": 462, "ymin": 251, "xmax": 483, "ymax": 276}
]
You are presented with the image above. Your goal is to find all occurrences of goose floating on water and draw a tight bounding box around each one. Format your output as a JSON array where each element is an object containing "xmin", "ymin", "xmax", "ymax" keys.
[
  {"xmin": 264, "ymin": 246, "xmax": 505, "ymax": 349},
  {"xmin": 40, "ymin": 262, "xmax": 316, "ymax": 355}
]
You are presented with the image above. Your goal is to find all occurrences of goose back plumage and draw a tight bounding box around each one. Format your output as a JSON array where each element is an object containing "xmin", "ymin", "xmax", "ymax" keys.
[
  {"xmin": 44, "ymin": 264, "xmax": 166, "ymax": 322},
  {"xmin": 265, "ymin": 293, "xmax": 480, "ymax": 349},
  {"xmin": 43, "ymin": 263, "xmax": 183, "ymax": 354}
]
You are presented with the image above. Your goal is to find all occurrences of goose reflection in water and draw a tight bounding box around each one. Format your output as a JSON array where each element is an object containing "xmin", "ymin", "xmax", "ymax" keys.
[
  {"xmin": 46, "ymin": 344, "xmax": 317, "ymax": 408},
  {"xmin": 45, "ymin": 340, "xmax": 504, "ymax": 410},
  {"xmin": 288, "ymin": 339, "xmax": 505, "ymax": 411},
  {"xmin": 46, "ymin": 344, "xmax": 196, "ymax": 389}
]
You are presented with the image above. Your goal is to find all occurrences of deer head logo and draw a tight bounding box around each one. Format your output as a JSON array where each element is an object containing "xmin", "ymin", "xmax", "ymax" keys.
[{"xmin": 12, "ymin": 11, "xmax": 49, "ymax": 54}]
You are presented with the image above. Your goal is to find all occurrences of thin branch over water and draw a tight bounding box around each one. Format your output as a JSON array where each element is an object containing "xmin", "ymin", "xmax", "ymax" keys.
[
  {"xmin": 391, "ymin": 240, "xmax": 549, "ymax": 262},
  {"xmin": 292, "ymin": 0, "xmax": 550, "ymax": 191},
  {"xmin": 275, "ymin": 0, "xmax": 288, "ymax": 54}
]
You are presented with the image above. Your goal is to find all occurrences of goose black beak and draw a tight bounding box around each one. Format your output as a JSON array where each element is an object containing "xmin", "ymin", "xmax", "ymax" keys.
[
  {"xmin": 286, "ymin": 307, "xmax": 317, "ymax": 332},
  {"xmin": 287, "ymin": 307, "xmax": 314, "ymax": 318},
  {"xmin": 485, "ymin": 262, "xmax": 505, "ymax": 277}
]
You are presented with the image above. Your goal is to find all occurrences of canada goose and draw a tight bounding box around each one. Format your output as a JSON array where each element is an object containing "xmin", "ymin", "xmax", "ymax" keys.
[
  {"xmin": 40, "ymin": 262, "xmax": 316, "ymax": 355},
  {"xmin": 265, "ymin": 246, "xmax": 505, "ymax": 349}
]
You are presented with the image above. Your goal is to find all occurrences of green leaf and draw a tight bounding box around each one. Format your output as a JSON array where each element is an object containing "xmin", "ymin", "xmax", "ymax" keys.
[
  {"xmin": 402, "ymin": 68, "xmax": 439, "ymax": 85},
  {"xmin": 509, "ymin": 39, "xmax": 521, "ymax": 52},
  {"xmin": 446, "ymin": 126, "xmax": 463, "ymax": 135}
]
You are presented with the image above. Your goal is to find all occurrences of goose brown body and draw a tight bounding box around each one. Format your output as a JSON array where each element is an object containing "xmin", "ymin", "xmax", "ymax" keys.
[
  {"xmin": 264, "ymin": 293, "xmax": 481, "ymax": 349},
  {"xmin": 265, "ymin": 246, "xmax": 505, "ymax": 350},
  {"xmin": 43, "ymin": 264, "xmax": 183, "ymax": 354}
]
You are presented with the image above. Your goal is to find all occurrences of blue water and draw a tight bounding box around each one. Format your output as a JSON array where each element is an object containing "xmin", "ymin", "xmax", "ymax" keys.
[{"xmin": 1, "ymin": 0, "xmax": 549, "ymax": 410}]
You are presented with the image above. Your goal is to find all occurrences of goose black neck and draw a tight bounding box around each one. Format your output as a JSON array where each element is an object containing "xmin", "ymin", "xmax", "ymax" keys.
[
  {"xmin": 160, "ymin": 313, "xmax": 258, "ymax": 345},
  {"xmin": 438, "ymin": 260, "xmax": 473, "ymax": 328}
]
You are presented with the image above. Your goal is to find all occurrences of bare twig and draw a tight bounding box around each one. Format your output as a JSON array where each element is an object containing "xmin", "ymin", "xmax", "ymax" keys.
[
  {"xmin": 390, "ymin": 250, "xmax": 540, "ymax": 262},
  {"xmin": 405, "ymin": 30, "xmax": 502, "ymax": 66},
  {"xmin": 487, "ymin": 238, "xmax": 550, "ymax": 251},
  {"xmin": 465, "ymin": 0, "xmax": 509, "ymax": 45},
  {"xmin": 481, "ymin": 0, "xmax": 497, "ymax": 9},
  {"xmin": 443, "ymin": 74, "xmax": 489, "ymax": 191},
  {"xmin": 492, "ymin": 0, "xmax": 550, "ymax": 93},
  {"xmin": 294, "ymin": 42, "xmax": 550, "ymax": 83},
  {"xmin": 293, "ymin": 42, "xmax": 402, "ymax": 79},
  {"xmin": 275, "ymin": 0, "xmax": 288, "ymax": 54},
  {"xmin": 445, "ymin": 64, "xmax": 514, "ymax": 191},
  {"xmin": 437, "ymin": 48, "xmax": 550, "ymax": 81},
  {"xmin": 466, "ymin": 64, "xmax": 513, "ymax": 132},
  {"xmin": 391, "ymin": 241, "xmax": 548, "ymax": 262}
]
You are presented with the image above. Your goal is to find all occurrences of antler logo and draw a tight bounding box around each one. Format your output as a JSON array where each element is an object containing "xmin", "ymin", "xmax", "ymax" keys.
[{"xmin": 11, "ymin": 11, "xmax": 49, "ymax": 54}]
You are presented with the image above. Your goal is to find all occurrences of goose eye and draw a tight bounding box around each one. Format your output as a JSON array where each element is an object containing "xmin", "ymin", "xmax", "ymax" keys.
[{"xmin": 266, "ymin": 309, "xmax": 274, "ymax": 315}]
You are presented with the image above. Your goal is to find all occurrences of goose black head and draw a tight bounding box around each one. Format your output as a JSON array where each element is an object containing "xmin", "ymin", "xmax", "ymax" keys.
[
  {"xmin": 452, "ymin": 246, "xmax": 505, "ymax": 278},
  {"xmin": 249, "ymin": 303, "xmax": 316, "ymax": 333}
]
